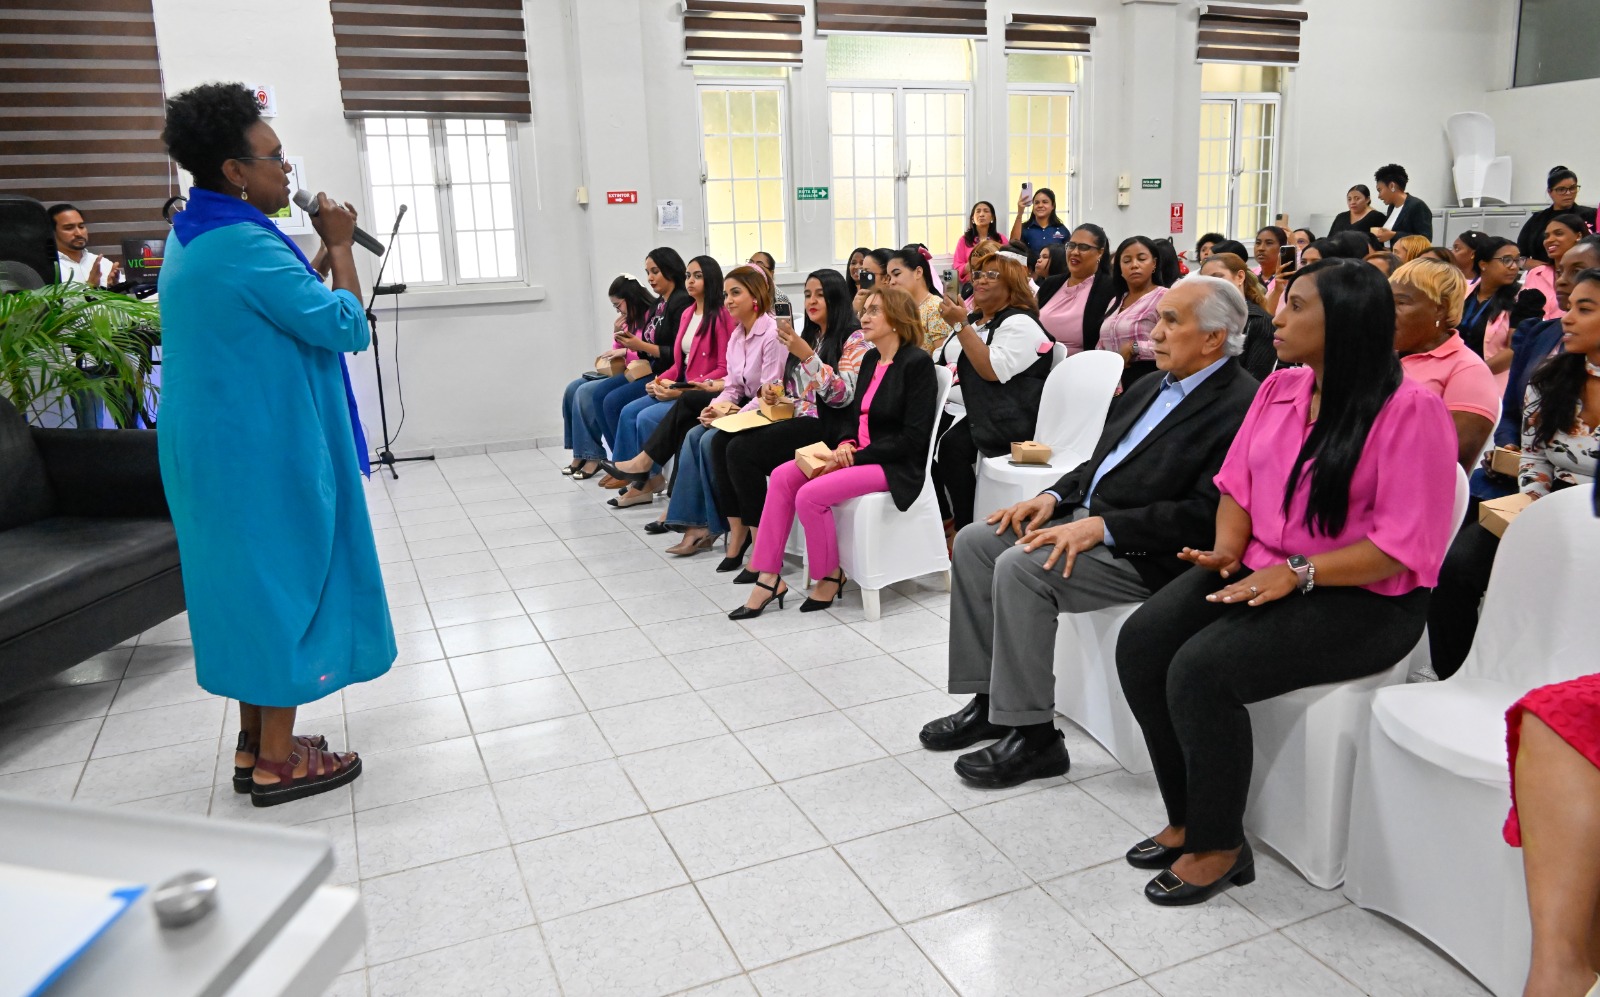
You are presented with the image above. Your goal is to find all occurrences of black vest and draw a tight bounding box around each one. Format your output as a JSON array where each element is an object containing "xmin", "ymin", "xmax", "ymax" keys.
[{"xmin": 955, "ymin": 306, "xmax": 1052, "ymax": 456}]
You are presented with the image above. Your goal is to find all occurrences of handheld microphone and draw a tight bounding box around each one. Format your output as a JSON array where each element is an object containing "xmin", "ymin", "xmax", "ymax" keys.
[{"xmin": 292, "ymin": 189, "xmax": 386, "ymax": 256}]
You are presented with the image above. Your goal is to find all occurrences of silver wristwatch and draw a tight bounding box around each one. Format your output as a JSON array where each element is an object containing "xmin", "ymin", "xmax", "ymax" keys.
[{"xmin": 1287, "ymin": 555, "xmax": 1315, "ymax": 594}]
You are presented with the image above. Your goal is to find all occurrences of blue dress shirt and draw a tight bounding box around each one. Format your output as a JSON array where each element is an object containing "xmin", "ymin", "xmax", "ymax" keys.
[{"xmin": 1047, "ymin": 354, "xmax": 1231, "ymax": 546}]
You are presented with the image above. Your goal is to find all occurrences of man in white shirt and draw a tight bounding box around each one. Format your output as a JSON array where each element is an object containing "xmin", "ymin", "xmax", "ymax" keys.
[{"xmin": 50, "ymin": 203, "xmax": 118, "ymax": 286}]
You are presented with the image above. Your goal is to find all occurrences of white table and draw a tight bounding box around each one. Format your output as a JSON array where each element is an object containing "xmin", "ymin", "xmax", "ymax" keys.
[{"xmin": 0, "ymin": 794, "xmax": 363, "ymax": 997}]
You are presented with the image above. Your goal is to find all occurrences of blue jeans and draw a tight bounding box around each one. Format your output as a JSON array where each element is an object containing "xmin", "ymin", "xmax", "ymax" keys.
[
  {"xmin": 615, "ymin": 396, "xmax": 671, "ymax": 471},
  {"xmin": 601, "ymin": 377, "xmax": 651, "ymax": 454},
  {"xmin": 666, "ymin": 425, "xmax": 726, "ymax": 533},
  {"xmin": 565, "ymin": 374, "xmax": 629, "ymax": 461}
]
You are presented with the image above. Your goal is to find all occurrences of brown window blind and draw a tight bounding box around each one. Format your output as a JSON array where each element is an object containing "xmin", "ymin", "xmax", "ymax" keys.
[
  {"xmin": 330, "ymin": 0, "xmax": 532, "ymax": 120},
  {"xmin": 1004, "ymin": 13, "xmax": 1095, "ymax": 55},
  {"xmin": 0, "ymin": 0, "xmax": 174, "ymax": 260},
  {"xmin": 683, "ymin": 1, "xmax": 804, "ymax": 66},
  {"xmin": 1197, "ymin": 4, "xmax": 1307, "ymax": 66},
  {"xmin": 816, "ymin": 0, "xmax": 988, "ymax": 37}
]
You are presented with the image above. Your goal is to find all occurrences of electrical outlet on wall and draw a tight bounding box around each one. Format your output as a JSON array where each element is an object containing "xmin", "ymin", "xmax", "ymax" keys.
[
  {"xmin": 1117, "ymin": 174, "xmax": 1132, "ymax": 191},
  {"xmin": 576, "ymin": 186, "xmax": 589, "ymax": 205},
  {"xmin": 1117, "ymin": 191, "xmax": 1131, "ymax": 207}
]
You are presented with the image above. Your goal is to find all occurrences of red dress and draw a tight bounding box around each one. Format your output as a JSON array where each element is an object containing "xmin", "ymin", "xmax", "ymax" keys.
[{"xmin": 1504, "ymin": 672, "xmax": 1600, "ymax": 846}]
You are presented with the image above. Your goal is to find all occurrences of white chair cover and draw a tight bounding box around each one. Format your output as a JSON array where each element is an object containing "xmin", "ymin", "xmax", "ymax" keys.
[
  {"xmin": 1053, "ymin": 602, "xmax": 1152, "ymax": 773},
  {"xmin": 1446, "ymin": 111, "xmax": 1498, "ymax": 207},
  {"xmin": 833, "ymin": 366, "xmax": 955, "ymax": 621},
  {"xmin": 1344, "ymin": 486, "xmax": 1600, "ymax": 997},
  {"xmin": 1242, "ymin": 465, "xmax": 1469, "ymax": 889},
  {"xmin": 1482, "ymin": 156, "xmax": 1514, "ymax": 206},
  {"xmin": 973, "ymin": 349, "xmax": 1123, "ymax": 516}
]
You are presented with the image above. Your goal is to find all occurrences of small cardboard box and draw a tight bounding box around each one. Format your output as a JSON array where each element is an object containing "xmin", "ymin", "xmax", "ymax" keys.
[
  {"xmin": 794, "ymin": 442, "xmax": 833, "ymax": 478},
  {"xmin": 1478, "ymin": 492, "xmax": 1534, "ymax": 538},
  {"xmin": 624, "ymin": 358, "xmax": 653, "ymax": 381},
  {"xmin": 596, "ymin": 355, "xmax": 626, "ymax": 376},
  {"xmin": 760, "ymin": 397, "xmax": 795, "ymax": 422},
  {"xmin": 1490, "ymin": 445, "xmax": 1521, "ymax": 477},
  {"xmin": 1010, "ymin": 441, "xmax": 1053, "ymax": 465}
]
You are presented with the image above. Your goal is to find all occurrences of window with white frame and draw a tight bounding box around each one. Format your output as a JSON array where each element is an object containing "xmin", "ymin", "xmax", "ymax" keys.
[
  {"xmin": 699, "ymin": 86, "xmax": 788, "ymax": 267},
  {"xmin": 1006, "ymin": 54, "xmax": 1080, "ymax": 233},
  {"xmin": 1195, "ymin": 65, "xmax": 1283, "ymax": 241},
  {"xmin": 826, "ymin": 36, "xmax": 972, "ymax": 260},
  {"xmin": 361, "ymin": 117, "xmax": 522, "ymax": 286}
]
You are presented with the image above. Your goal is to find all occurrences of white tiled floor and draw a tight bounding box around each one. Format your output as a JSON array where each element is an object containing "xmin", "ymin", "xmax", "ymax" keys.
[{"xmin": 0, "ymin": 446, "xmax": 1495, "ymax": 996}]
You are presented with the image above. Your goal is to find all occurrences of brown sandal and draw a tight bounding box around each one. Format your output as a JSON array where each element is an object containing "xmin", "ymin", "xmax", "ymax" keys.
[
  {"xmin": 251, "ymin": 745, "xmax": 362, "ymax": 807},
  {"xmin": 233, "ymin": 731, "xmax": 329, "ymax": 793}
]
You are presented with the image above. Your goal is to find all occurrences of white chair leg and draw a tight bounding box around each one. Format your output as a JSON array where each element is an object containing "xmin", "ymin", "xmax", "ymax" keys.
[
  {"xmin": 861, "ymin": 588, "xmax": 881, "ymax": 622},
  {"xmin": 942, "ymin": 570, "xmax": 952, "ymax": 591}
]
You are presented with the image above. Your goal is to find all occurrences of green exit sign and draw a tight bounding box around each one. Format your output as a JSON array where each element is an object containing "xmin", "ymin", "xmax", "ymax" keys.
[
  {"xmin": 1141, "ymin": 178, "xmax": 1163, "ymax": 190},
  {"xmin": 796, "ymin": 186, "xmax": 829, "ymax": 201}
]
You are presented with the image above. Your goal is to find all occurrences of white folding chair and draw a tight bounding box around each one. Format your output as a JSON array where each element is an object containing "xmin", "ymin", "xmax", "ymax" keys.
[
  {"xmin": 834, "ymin": 366, "xmax": 955, "ymax": 621},
  {"xmin": 1242, "ymin": 466, "xmax": 1470, "ymax": 889},
  {"xmin": 1053, "ymin": 601, "xmax": 1153, "ymax": 773},
  {"xmin": 972, "ymin": 350, "xmax": 1123, "ymax": 516},
  {"xmin": 1344, "ymin": 486, "xmax": 1599, "ymax": 997}
]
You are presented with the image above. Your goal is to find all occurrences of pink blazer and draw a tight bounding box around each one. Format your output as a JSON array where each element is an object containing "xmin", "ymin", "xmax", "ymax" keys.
[{"xmin": 661, "ymin": 306, "xmax": 734, "ymax": 383}]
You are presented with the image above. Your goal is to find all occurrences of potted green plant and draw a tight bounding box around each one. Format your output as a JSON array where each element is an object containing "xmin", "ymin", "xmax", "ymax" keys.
[{"xmin": 0, "ymin": 282, "xmax": 160, "ymax": 428}]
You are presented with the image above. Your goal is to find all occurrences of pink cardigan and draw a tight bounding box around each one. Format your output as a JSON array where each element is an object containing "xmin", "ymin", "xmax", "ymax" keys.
[{"xmin": 661, "ymin": 306, "xmax": 735, "ymax": 384}]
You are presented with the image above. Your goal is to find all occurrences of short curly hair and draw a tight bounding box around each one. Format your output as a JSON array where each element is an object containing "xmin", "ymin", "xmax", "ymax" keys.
[{"xmin": 161, "ymin": 82, "xmax": 261, "ymax": 191}]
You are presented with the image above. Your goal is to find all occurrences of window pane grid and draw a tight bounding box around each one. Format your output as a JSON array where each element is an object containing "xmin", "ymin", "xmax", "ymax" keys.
[
  {"xmin": 444, "ymin": 118, "xmax": 519, "ymax": 282},
  {"xmin": 1007, "ymin": 89, "xmax": 1073, "ymax": 237},
  {"xmin": 1196, "ymin": 99, "xmax": 1235, "ymax": 240},
  {"xmin": 829, "ymin": 89, "xmax": 897, "ymax": 260},
  {"xmin": 701, "ymin": 86, "xmax": 788, "ymax": 267},
  {"xmin": 362, "ymin": 117, "xmax": 521, "ymax": 286},
  {"xmin": 905, "ymin": 90, "xmax": 966, "ymax": 256}
]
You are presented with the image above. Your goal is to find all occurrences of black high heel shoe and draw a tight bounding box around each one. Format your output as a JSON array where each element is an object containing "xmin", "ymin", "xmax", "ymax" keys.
[
  {"xmin": 598, "ymin": 460, "xmax": 649, "ymax": 486},
  {"xmin": 728, "ymin": 578, "xmax": 786, "ymax": 620},
  {"xmin": 1144, "ymin": 842, "xmax": 1254, "ymax": 907},
  {"xmin": 716, "ymin": 534, "xmax": 751, "ymax": 573},
  {"xmin": 800, "ymin": 570, "xmax": 846, "ymax": 613}
]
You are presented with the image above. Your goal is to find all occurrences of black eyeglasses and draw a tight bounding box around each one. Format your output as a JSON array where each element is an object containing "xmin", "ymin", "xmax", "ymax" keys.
[
  {"xmin": 235, "ymin": 154, "xmax": 288, "ymax": 165},
  {"xmin": 1065, "ymin": 242, "xmax": 1101, "ymax": 253},
  {"xmin": 1552, "ymin": 185, "xmax": 1581, "ymax": 196},
  {"xmin": 1491, "ymin": 255, "xmax": 1520, "ymax": 267}
]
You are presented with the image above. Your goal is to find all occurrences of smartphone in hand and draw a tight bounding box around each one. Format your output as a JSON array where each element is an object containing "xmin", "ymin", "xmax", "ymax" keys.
[
  {"xmin": 774, "ymin": 300, "xmax": 792, "ymax": 318},
  {"xmin": 941, "ymin": 268, "xmax": 956, "ymax": 288},
  {"xmin": 859, "ymin": 271, "xmax": 876, "ymax": 290}
]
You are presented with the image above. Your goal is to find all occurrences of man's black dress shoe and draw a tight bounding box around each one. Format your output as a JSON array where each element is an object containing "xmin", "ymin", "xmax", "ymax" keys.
[
  {"xmin": 1144, "ymin": 842, "xmax": 1254, "ymax": 907},
  {"xmin": 1125, "ymin": 837, "xmax": 1183, "ymax": 870},
  {"xmin": 953, "ymin": 728, "xmax": 1070, "ymax": 787},
  {"xmin": 919, "ymin": 698, "xmax": 1008, "ymax": 751}
]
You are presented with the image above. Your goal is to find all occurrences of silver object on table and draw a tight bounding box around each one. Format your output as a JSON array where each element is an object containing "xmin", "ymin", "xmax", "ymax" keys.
[{"xmin": 152, "ymin": 870, "xmax": 219, "ymax": 929}]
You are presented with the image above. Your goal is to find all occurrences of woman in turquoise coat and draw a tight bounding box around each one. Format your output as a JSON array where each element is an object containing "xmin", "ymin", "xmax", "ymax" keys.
[{"xmin": 158, "ymin": 83, "xmax": 395, "ymax": 807}]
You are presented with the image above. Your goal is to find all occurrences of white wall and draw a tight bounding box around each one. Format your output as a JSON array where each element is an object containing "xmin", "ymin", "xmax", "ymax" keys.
[{"xmin": 148, "ymin": 0, "xmax": 1589, "ymax": 454}]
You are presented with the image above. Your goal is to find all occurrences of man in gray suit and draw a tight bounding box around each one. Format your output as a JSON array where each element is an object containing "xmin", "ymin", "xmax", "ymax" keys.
[{"xmin": 921, "ymin": 275, "xmax": 1261, "ymax": 788}]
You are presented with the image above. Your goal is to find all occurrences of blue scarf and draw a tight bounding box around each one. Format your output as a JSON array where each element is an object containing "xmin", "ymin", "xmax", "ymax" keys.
[{"xmin": 172, "ymin": 187, "xmax": 370, "ymax": 477}]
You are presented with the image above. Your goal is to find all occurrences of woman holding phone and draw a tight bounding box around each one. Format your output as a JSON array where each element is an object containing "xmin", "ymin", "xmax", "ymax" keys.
[{"xmin": 1010, "ymin": 185, "xmax": 1070, "ymax": 256}]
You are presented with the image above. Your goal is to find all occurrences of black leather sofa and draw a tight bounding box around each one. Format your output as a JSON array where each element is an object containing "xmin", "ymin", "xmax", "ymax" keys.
[{"xmin": 0, "ymin": 397, "xmax": 184, "ymax": 701}]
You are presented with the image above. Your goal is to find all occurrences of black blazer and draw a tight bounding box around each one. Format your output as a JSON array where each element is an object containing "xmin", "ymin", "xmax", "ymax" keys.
[
  {"xmin": 1047, "ymin": 359, "xmax": 1259, "ymax": 591},
  {"xmin": 651, "ymin": 289, "xmax": 695, "ymax": 377},
  {"xmin": 1239, "ymin": 302, "xmax": 1278, "ymax": 382},
  {"xmin": 1384, "ymin": 195, "xmax": 1433, "ymax": 245},
  {"xmin": 818, "ymin": 347, "xmax": 938, "ymax": 511}
]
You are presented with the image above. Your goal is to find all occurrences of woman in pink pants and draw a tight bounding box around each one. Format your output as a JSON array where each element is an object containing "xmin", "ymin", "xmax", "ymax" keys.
[{"xmin": 731, "ymin": 286, "xmax": 939, "ymax": 618}]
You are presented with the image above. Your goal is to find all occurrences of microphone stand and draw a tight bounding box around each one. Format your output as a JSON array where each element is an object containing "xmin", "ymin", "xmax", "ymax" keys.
[{"xmin": 364, "ymin": 207, "xmax": 432, "ymax": 479}]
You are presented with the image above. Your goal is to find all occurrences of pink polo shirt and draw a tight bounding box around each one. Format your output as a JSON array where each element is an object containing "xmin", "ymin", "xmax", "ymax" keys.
[
  {"xmin": 1399, "ymin": 331, "xmax": 1501, "ymax": 423},
  {"xmin": 1038, "ymin": 274, "xmax": 1096, "ymax": 354},
  {"xmin": 1214, "ymin": 368, "xmax": 1458, "ymax": 595}
]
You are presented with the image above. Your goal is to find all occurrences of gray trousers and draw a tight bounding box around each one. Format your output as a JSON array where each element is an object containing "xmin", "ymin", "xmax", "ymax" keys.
[{"xmin": 947, "ymin": 510, "xmax": 1153, "ymax": 725}]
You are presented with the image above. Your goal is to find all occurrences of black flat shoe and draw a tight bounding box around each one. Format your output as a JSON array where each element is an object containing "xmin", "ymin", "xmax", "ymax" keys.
[
  {"xmin": 599, "ymin": 460, "xmax": 649, "ymax": 485},
  {"xmin": 920, "ymin": 697, "xmax": 1008, "ymax": 751},
  {"xmin": 716, "ymin": 534, "xmax": 751, "ymax": 572},
  {"xmin": 1144, "ymin": 843, "xmax": 1255, "ymax": 907},
  {"xmin": 800, "ymin": 570, "xmax": 846, "ymax": 612},
  {"xmin": 571, "ymin": 462, "xmax": 602, "ymax": 480},
  {"xmin": 644, "ymin": 520, "xmax": 672, "ymax": 535},
  {"xmin": 953, "ymin": 728, "xmax": 1070, "ymax": 787},
  {"xmin": 729, "ymin": 578, "xmax": 786, "ymax": 620},
  {"xmin": 733, "ymin": 567, "xmax": 759, "ymax": 585},
  {"xmin": 1126, "ymin": 837, "xmax": 1184, "ymax": 870}
]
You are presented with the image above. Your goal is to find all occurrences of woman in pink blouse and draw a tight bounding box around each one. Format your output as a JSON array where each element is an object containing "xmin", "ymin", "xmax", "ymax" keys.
[
  {"xmin": 1097, "ymin": 235, "xmax": 1173, "ymax": 389},
  {"xmin": 1036, "ymin": 223, "xmax": 1116, "ymax": 356},
  {"xmin": 1116, "ymin": 259, "xmax": 1459, "ymax": 907}
]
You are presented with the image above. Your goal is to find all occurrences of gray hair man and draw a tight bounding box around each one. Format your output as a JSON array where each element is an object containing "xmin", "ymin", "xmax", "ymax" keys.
[{"xmin": 922, "ymin": 274, "xmax": 1262, "ymax": 790}]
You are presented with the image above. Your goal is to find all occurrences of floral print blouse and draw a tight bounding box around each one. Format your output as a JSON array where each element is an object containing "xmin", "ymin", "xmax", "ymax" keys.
[{"xmin": 1520, "ymin": 383, "xmax": 1599, "ymax": 496}]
